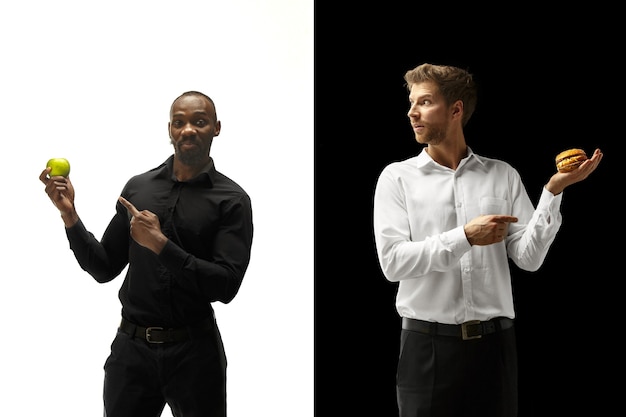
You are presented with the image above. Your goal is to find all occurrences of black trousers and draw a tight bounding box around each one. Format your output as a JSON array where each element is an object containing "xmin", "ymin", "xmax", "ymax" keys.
[
  {"xmin": 397, "ymin": 324, "xmax": 518, "ymax": 417},
  {"xmin": 103, "ymin": 321, "xmax": 227, "ymax": 417}
]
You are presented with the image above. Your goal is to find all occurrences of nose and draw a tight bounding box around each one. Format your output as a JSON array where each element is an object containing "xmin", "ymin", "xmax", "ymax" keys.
[
  {"xmin": 181, "ymin": 123, "xmax": 196, "ymax": 136},
  {"xmin": 407, "ymin": 103, "xmax": 418, "ymax": 119}
]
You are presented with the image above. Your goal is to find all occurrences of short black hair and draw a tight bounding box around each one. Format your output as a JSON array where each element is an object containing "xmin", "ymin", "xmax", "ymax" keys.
[{"xmin": 170, "ymin": 91, "xmax": 217, "ymax": 119}]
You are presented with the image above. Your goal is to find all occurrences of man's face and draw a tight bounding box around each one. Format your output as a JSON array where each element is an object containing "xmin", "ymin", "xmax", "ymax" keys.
[
  {"xmin": 407, "ymin": 82, "xmax": 451, "ymax": 146},
  {"xmin": 169, "ymin": 95, "xmax": 220, "ymax": 166}
]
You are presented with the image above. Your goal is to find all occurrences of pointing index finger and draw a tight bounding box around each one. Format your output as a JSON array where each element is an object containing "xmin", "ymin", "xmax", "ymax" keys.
[
  {"xmin": 494, "ymin": 215, "xmax": 518, "ymax": 223},
  {"xmin": 118, "ymin": 196, "xmax": 141, "ymax": 217}
]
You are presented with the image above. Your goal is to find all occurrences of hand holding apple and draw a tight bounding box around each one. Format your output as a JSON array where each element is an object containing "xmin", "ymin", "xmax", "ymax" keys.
[
  {"xmin": 46, "ymin": 158, "xmax": 71, "ymax": 177},
  {"xmin": 39, "ymin": 159, "xmax": 78, "ymax": 227}
]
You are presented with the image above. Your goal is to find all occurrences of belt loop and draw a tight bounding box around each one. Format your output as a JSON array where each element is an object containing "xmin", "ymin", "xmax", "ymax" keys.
[{"xmin": 428, "ymin": 321, "xmax": 437, "ymax": 336}]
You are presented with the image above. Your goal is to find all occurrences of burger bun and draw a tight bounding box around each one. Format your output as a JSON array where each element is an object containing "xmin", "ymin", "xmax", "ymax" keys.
[{"xmin": 555, "ymin": 148, "xmax": 588, "ymax": 173}]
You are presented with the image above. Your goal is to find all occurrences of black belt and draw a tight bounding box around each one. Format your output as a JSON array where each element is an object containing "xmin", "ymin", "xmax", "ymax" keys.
[
  {"xmin": 119, "ymin": 317, "xmax": 214, "ymax": 344},
  {"xmin": 402, "ymin": 317, "xmax": 514, "ymax": 340}
]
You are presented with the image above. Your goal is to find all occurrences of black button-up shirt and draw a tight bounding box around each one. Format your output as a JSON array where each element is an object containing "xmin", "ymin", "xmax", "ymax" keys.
[{"xmin": 66, "ymin": 155, "xmax": 253, "ymax": 327}]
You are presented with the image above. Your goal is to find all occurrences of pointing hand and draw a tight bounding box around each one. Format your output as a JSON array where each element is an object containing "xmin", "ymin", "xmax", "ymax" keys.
[{"xmin": 118, "ymin": 196, "xmax": 167, "ymax": 254}]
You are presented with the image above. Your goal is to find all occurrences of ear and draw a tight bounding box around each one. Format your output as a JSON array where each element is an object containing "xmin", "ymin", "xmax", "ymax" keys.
[
  {"xmin": 451, "ymin": 100, "xmax": 464, "ymax": 121},
  {"xmin": 214, "ymin": 120, "xmax": 221, "ymax": 137}
]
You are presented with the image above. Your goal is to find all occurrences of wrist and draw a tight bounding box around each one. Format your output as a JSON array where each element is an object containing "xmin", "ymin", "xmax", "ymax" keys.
[
  {"xmin": 152, "ymin": 235, "xmax": 168, "ymax": 255},
  {"xmin": 545, "ymin": 179, "xmax": 564, "ymax": 196},
  {"xmin": 61, "ymin": 210, "xmax": 79, "ymax": 228}
]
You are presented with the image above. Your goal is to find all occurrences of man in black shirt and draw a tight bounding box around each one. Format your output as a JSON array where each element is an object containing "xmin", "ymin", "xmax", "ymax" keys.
[{"xmin": 39, "ymin": 91, "xmax": 253, "ymax": 417}]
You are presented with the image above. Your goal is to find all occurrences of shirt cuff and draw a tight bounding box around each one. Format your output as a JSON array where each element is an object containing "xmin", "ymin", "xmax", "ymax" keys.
[
  {"xmin": 65, "ymin": 217, "xmax": 88, "ymax": 241},
  {"xmin": 442, "ymin": 225, "xmax": 472, "ymax": 253},
  {"xmin": 538, "ymin": 186, "xmax": 563, "ymax": 212},
  {"xmin": 158, "ymin": 240, "xmax": 187, "ymax": 273}
]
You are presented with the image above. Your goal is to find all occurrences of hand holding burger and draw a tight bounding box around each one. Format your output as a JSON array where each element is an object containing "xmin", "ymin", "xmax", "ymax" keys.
[
  {"xmin": 555, "ymin": 148, "xmax": 588, "ymax": 173},
  {"xmin": 545, "ymin": 148, "xmax": 604, "ymax": 195}
]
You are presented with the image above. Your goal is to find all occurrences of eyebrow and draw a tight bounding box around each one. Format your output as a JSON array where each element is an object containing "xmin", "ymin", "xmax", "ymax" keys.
[
  {"xmin": 172, "ymin": 110, "xmax": 210, "ymax": 117},
  {"xmin": 409, "ymin": 93, "xmax": 434, "ymax": 100}
]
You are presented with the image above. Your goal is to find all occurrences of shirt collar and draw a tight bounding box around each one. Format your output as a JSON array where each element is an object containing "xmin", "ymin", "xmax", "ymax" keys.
[
  {"xmin": 466, "ymin": 147, "xmax": 488, "ymax": 167},
  {"xmin": 155, "ymin": 154, "xmax": 216, "ymax": 186},
  {"xmin": 416, "ymin": 146, "xmax": 487, "ymax": 169}
]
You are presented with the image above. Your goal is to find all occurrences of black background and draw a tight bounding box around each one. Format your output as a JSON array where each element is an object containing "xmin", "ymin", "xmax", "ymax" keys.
[{"xmin": 315, "ymin": 3, "xmax": 621, "ymax": 416}]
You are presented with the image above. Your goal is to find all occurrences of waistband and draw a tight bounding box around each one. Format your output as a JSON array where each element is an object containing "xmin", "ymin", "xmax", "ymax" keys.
[
  {"xmin": 119, "ymin": 317, "xmax": 214, "ymax": 344},
  {"xmin": 402, "ymin": 317, "xmax": 514, "ymax": 340}
]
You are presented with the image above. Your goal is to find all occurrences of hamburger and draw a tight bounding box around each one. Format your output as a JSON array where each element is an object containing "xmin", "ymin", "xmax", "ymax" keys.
[{"xmin": 555, "ymin": 148, "xmax": 588, "ymax": 173}]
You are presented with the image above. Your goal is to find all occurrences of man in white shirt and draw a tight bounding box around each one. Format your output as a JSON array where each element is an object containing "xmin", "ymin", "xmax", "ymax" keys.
[{"xmin": 373, "ymin": 63, "xmax": 603, "ymax": 417}]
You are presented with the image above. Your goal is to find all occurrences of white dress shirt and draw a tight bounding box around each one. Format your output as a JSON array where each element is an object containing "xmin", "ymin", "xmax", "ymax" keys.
[{"xmin": 373, "ymin": 147, "xmax": 562, "ymax": 324}]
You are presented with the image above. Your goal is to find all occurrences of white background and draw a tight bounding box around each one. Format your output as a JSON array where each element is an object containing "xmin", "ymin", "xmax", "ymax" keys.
[{"xmin": 0, "ymin": 1, "xmax": 313, "ymax": 415}]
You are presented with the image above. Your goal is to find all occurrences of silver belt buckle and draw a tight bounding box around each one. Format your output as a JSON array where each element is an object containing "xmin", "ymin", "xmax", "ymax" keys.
[
  {"xmin": 146, "ymin": 326, "xmax": 164, "ymax": 343},
  {"xmin": 461, "ymin": 320, "xmax": 482, "ymax": 340}
]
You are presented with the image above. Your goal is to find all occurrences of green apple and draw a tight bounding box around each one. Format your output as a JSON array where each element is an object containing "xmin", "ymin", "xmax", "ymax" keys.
[{"xmin": 46, "ymin": 158, "xmax": 71, "ymax": 177}]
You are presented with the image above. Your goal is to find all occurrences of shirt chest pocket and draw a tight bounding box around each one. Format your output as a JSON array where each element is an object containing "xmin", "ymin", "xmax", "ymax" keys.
[{"xmin": 479, "ymin": 197, "xmax": 511, "ymax": 215}]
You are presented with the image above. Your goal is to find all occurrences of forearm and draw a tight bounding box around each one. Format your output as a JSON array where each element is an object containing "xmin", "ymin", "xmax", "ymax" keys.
[
  {"xmin": 61, "ymin": 209, "xmax": 79, "ymax": 228},
  {"xmin": 158, "ymin": 240, "xmax": 250, "ymax": 303},
  {"xmin": 376, "ymin": 226, "xmax": 471, "ymax": 282},
  {"xmin": 507, "ymin": 188, "xmax": 562, "ymax": 271},
  {"xmin": 66, "ymin": 216, "xmax": 129, "ymax": 283}
]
